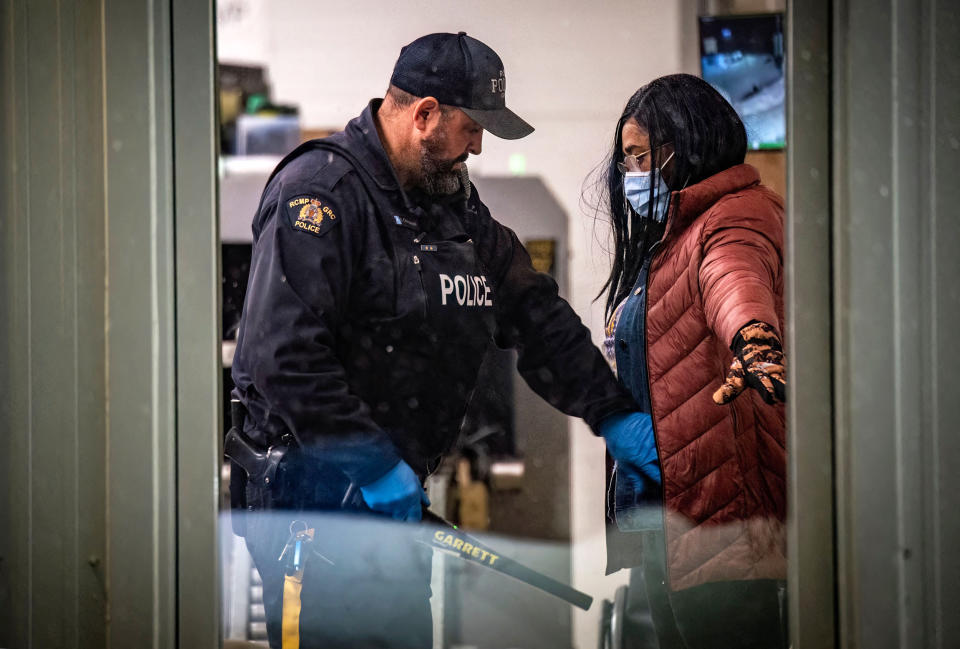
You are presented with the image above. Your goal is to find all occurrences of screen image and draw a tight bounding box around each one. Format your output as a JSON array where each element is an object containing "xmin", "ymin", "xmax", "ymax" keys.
[{"xmin": 700, "ymin": 13, "xmax": 785, "ymax": 150}]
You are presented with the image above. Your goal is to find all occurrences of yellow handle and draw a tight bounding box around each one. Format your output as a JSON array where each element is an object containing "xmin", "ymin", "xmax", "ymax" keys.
[{"xmin": 281, "ymin": 570, "xmax": 304, "ymax": 649}]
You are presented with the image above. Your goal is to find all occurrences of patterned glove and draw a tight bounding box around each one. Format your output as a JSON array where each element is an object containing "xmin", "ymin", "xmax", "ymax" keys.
[{"xmin": 713, "ymin": 321, "xmax": 786, "ymax": 406}]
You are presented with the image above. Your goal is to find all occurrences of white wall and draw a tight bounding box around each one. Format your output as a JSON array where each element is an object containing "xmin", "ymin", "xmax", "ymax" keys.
[{"xmin": 218, "ymin": 3, "xmax": 689, "ymax": 646}]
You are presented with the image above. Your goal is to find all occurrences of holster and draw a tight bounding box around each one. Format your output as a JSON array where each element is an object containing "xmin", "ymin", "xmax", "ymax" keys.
[{"xmin": 224, "ymin": 400, "xmax": 291, "ymax": 536}]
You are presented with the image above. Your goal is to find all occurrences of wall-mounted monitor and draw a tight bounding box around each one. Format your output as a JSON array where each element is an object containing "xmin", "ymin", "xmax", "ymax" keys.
[{"xmin": 699, "ymin": 13, "xmax": 785, "ymax": 150}]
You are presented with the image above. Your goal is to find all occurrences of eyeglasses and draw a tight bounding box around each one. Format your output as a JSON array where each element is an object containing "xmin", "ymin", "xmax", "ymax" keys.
[
  {"xmin": 617, "ymin": 150, "xmax": 651, "ymax": 173},
  {"xmin": 617, "ymin": 143, "xmax": 674, "ymax": 174}
]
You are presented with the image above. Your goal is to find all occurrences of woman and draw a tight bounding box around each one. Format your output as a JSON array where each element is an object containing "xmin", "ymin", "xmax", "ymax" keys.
[{"xmin": 597, "ymin": 73, "xmax": 788, "ymax": 648}]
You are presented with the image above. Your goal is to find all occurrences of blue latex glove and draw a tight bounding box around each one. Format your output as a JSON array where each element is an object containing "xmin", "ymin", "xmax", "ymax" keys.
[
  {"xmin": 599, "ymin": 411, "xmax": 662, "ymax": 485},
  {"xmin": 359, "ymin": 460, "xmax": 430, "ymax": 522}
]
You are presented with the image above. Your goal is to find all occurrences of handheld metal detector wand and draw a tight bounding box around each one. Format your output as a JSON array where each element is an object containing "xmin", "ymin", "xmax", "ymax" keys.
[
  {"xmin": 419, "ymin": 508, "xmax": 594, "ymax": 611},
  {"xmin": 341, "ymin": 483, "xmax": 593, "ymax": 610}
]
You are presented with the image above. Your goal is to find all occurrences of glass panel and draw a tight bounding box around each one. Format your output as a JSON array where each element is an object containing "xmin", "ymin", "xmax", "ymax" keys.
[{"xmin": 214, "ymin": 3, "xmax": 788, "ymax": 647}]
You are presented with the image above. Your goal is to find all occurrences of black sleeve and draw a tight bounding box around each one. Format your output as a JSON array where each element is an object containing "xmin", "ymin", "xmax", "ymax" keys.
[
  {"xmin": 235, "ymin": 174, "xmax": 400, "ymax": 486},
  {"xmin": 468, "ymin": 194, "xmax": 638, "ymax": 433}
]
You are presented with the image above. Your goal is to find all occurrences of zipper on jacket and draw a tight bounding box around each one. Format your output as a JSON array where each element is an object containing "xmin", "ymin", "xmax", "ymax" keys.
[
  {"xmin": 729, "ymin": 400, "xmax": 740, "ymax": 438},
  {"xmin": 412, "ymin": 254, "xmax": 428, "ymax": 319},
  {"xmin": 640, "ymin": 238, "xmax": 673, "ymax": 590}
]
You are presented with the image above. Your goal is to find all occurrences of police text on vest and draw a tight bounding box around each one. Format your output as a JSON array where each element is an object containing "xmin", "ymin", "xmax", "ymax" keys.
[{"xmin": 439, "ymin": 274, "xmax": 493, "ymax": 307}]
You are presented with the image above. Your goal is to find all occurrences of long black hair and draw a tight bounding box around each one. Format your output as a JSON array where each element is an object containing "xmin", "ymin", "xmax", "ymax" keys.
[{"xmin": 598, "ymin": 73, "xmax": 747, "ymax": 318}]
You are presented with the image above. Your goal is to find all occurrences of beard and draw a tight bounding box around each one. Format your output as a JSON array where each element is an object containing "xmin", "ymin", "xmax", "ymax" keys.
[{"xmin": 418, "ymin": 125, "xmax": 468, "ymax": 196}]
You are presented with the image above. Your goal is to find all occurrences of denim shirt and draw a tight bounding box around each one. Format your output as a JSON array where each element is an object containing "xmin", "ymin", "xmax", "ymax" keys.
[
  {"xmin": 613, "ymin": 263, "xmax": 653, "ymax": 415},
  {"xmin": 607, "ymin": 255, "xmax": 663, "ymax": 532}
]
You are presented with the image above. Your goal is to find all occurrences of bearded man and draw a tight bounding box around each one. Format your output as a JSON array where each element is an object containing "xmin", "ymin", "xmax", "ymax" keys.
[{"xmin": 229, "ymin": 32, "xmax": 642, "ymax": 649}]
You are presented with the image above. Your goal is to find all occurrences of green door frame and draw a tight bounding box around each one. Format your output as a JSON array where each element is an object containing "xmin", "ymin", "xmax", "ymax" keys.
[
  {"xmin": 102, "ymin": 0, "xmax": 178, "ymax": 644},
  {"xmin": 786, "ymin": 0, "xmax": 837, "ymax": 647},
  {"xmin": 171, "ymin": 0, "xmax": 221, "ymax": 646},
  {"xmin": 102, "ymin": 0, "xmax": 220, "ymax": 646}
]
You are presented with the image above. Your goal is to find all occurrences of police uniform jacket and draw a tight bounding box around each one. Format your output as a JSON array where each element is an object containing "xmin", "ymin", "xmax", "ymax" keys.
[{"xmin": 232, "ymin": 99, "xmax": 635, "ymax": 490}]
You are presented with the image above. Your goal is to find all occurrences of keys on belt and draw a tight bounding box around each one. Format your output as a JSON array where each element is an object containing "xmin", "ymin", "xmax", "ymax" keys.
[{"xmin": 278, "ymin": 520, "xmax": 333, "ymax": 574}]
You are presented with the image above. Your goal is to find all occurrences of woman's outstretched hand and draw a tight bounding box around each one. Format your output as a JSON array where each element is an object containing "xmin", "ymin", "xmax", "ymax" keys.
[{"xmin": 713, "ymin": 321, "xmax": 786, "ymax": 406}]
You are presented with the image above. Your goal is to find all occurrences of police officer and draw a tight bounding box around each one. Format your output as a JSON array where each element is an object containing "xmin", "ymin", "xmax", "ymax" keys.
[{"xmin": 230, "ymin": 32, "xmax": 655, "ymax": 649}]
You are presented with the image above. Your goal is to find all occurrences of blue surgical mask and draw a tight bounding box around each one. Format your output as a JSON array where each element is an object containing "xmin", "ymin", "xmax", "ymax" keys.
[{"xmin": 623, "ymin": 152, "xmax": 674, "ymax": 224}]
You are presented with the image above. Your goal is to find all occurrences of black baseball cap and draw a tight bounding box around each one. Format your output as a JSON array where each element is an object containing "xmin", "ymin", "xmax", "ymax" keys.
[{"xmin": 390, "ymin": 32, "xmax": 534, "ymax": 140}]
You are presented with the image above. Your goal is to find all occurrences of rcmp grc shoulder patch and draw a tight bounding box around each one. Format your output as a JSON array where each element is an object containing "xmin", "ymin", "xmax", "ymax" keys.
[{"xmin": 286, "ymin": 195, "xmax": 340, "ymax": 237}]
